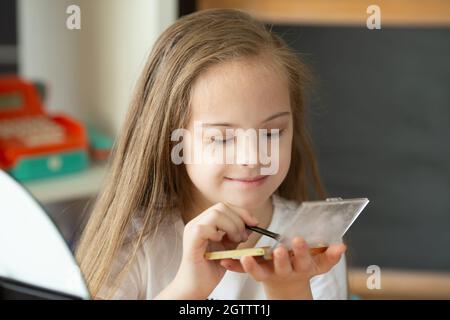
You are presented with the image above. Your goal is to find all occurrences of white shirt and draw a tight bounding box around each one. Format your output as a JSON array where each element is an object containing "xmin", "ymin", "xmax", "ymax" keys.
[{"xmin": 99, "ymin": 194, "xmax": 348, "ymax": 300}]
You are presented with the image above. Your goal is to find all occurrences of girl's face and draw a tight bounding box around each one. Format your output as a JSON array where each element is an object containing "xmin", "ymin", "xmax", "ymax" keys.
[{"xmin": 184, "ymin": 56, "xmax": 293, "ymax": 210}]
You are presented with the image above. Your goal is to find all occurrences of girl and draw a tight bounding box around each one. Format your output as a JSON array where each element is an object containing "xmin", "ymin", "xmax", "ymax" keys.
[{"xmin": 76, "ymin": 8, "xmax": 348, "ymax": 300}]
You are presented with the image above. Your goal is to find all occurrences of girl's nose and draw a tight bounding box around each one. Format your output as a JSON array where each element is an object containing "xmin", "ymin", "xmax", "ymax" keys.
[{"xmin": 235, "ymin": 136, "xmax": 259, "ymax": 167}]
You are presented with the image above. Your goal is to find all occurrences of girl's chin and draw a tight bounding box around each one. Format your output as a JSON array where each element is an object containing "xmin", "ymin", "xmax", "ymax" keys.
[{"xmin": 223, "ymin": 194, "xmax": 270, "ymax": 210}]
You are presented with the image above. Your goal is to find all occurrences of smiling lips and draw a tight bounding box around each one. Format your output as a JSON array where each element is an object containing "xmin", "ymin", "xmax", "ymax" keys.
[{"xmin": 224, "ymin": 175, "xmax": 268, "ymax": 186}]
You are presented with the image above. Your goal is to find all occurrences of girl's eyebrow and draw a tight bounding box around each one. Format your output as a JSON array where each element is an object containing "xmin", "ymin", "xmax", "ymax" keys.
[{"xmin": 202, "ymin": 111, "xmax": 291, "ymax": 127}]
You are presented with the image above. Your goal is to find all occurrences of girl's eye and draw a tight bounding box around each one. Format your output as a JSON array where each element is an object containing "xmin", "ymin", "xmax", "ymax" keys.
[
  {"xmin": 264, "ymin": 129, "xmax": 284, "ymax": 139},
  {"xmin": 210, "ymin": 136, "xmax": 234, "ymax": 144},
  {"xmin": 207, "ymin": 129, "xmax": 285, "ymax": 143}
]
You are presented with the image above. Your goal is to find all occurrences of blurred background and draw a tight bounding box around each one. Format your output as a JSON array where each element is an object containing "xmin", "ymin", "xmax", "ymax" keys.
[{"xmin": 1, "ymin": 0, "xmax": 449, "ymax": 299}]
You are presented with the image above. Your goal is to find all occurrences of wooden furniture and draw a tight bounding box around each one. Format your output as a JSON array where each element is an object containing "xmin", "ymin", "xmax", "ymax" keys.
[
  {"xmin": 349, "ymin": 268, "xmax": 450, "ymax": 299},
  {"xmin": 198, "ymin": 0, "xmax": 450, "ymax": 26}
]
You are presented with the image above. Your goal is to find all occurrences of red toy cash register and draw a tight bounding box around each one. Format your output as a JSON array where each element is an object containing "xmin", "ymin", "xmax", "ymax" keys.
[{"xmin": 0, "ymin": 76, "xmax": 89, "ymax": 181}]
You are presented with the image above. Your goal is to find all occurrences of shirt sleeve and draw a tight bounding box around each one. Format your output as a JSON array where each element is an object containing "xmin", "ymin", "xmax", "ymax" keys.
[{"xmin": 310, "ymin": 253, "xmax": 348, "ymax": 300}]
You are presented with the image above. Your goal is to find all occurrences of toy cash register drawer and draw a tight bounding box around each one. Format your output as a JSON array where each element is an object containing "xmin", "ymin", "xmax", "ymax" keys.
[{"xmin": 0, "ymin": 76, "xmax": 89, "ymax": 181}]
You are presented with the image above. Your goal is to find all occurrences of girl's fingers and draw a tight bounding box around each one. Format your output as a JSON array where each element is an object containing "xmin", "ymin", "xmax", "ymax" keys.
[
  {"xmin": 220, "ymin": 258, "xmax": 245, "ymax": 273},
  {"xmin": 272, "ymin": 246, "xmax": 293, "ymax": 277},
  {"xmin": 219, "ymin": 240, "xmax": 346, "ymax": 280},
  {"xmin": 291, "ymin": 237, "xmax": 313, "ymax": 273},
  {"xmin": 312, "ymin": 243, "xmax": 347, "ymax": 275},
  {"xmin": 185, "ymin": 224, "xmax": 225, "ymax": 259},
  {"xmin": 216, "ymin": 203, "xmax": 248, "ymax": 240},
  {"xmin": 220, "ymin": 234, "xmax": 241, "ymax": 250},
  {"xmin": 196, "ymin": 224, "xmax": 225, "ymax": 243},
  {"xmin": 240, "ymin": 256, "xmax": 270, "ymax": 282},
  {"xmin": 200, "ymin": 208, "xmax": 242, "ymax": 243}
]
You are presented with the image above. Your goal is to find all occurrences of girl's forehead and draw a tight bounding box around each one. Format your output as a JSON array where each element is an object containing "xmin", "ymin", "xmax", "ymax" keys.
[{"xmin": 189, "ymin": 58, "xmax": 290, "ymax": 122}]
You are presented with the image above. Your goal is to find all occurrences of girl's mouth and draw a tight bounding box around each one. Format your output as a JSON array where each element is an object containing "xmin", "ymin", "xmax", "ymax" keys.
[{"xmin": 224, "ymin": 175, "xmax": 268, "ymax": 187}]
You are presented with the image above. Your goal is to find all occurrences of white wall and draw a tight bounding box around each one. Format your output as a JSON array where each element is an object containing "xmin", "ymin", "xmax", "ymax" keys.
[
  {"xmin": 18, "ymin": 0, "xmax": 83, "ymax": 118},
  {"xmin": 18, "ymin": 0, "xmax": 177, "ymax": 136}
]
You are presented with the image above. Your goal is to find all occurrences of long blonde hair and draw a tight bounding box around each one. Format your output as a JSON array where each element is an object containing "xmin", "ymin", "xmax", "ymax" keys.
[{"xmin": 76, "ymin": 8, "xmax": 326, "ymax": 298}]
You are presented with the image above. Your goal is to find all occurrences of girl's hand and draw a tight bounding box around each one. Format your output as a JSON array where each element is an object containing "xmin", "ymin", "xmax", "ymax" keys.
[
  {"xmin": 220, "ymin": 237, "xmax": 346, "ymax": 300},
  {"xmin": 165, "ymin": 203, "xmax": 258, "ymax": 299}
]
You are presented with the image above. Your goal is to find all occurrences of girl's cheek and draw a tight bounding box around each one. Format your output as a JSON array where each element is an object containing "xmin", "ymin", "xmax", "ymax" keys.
[{"xmin": 276, "ymin": 133, "xmax": 293, "ymax": 175}]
